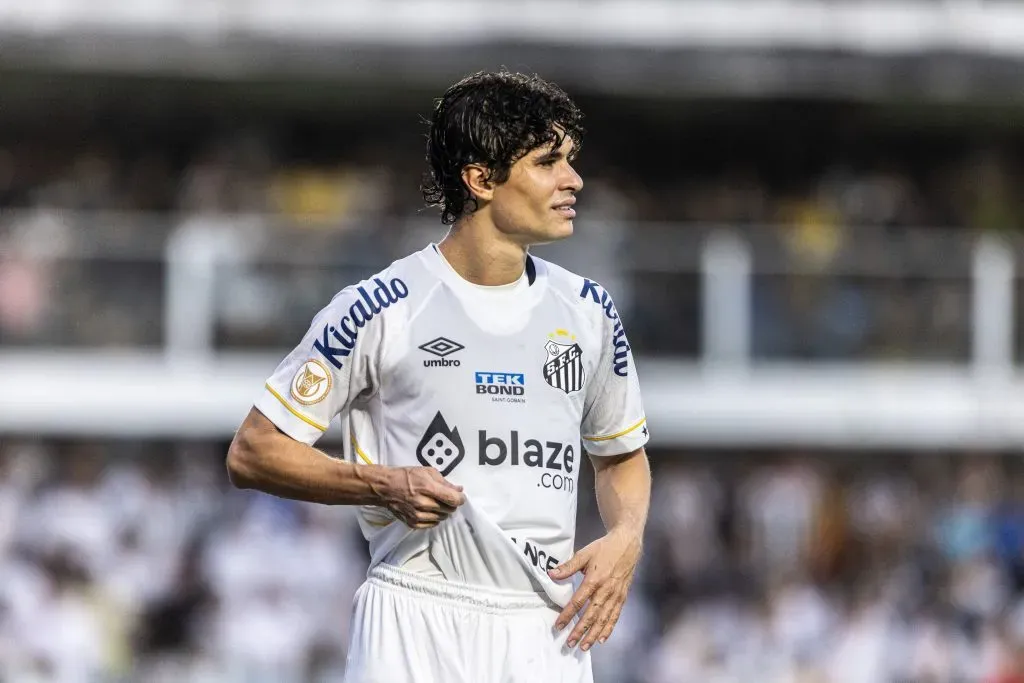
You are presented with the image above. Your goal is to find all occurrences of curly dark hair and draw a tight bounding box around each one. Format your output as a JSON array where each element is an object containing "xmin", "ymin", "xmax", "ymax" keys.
[{"xmin": 421, "ymin": 71, "xmax": 585, "ymax": 225}]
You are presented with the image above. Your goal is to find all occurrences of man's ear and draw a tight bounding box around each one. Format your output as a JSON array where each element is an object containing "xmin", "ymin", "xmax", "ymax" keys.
[{"xmin": 461, "ymin": 164, "xmax": 496, "ymax": 204}]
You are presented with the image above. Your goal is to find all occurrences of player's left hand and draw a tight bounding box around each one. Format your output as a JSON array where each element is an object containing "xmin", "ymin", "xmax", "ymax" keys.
[{"xmin": 547, "ymin": 526, "xmax": 642, "ymax": 651}]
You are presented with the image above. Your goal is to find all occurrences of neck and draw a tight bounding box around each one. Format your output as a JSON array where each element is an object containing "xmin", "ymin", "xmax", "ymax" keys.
[{"xmin": 437, "ymin": 218, "xmax": 528, "ymax": 286}]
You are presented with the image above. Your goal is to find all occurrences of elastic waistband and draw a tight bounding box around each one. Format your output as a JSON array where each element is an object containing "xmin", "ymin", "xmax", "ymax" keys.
[{"xmin": 367, "ymin": 563, "xmax": 553, "ymax": 613}]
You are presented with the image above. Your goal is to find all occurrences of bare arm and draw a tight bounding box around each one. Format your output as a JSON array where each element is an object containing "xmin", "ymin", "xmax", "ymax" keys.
[
  {"xmin": 226, "ymin": 408, "xmax": 464, "ymax": 527},
  {"xmin": 548, "ymin": 447, "xmax": 651, "ymax": 650},
  {"xmin": 592, "ymin": 447, "xmax": 652, "ymax": 537}
]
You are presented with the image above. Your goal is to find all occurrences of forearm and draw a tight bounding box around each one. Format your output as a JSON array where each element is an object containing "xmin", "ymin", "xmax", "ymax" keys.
[
  {"xmin": 227, "ymin": 410, "xmax": 391, "ymax": 506},
  {"xmin": 592, "ymin": 448, "xmax": 651, "ymax": 537}
]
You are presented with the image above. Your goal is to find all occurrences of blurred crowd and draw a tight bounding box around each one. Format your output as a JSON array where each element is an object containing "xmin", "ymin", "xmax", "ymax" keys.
[
  {"xmin": 1, "ymin": 115, "xmax": 1022, "ymax": 230},
  {"xmin": 3, "ymin": 441, "xmax": 1024, "ymax": 683},
  {"xmin": 636, "ymin": 454, "xmax": 1024, "ymax": 683},
  {"xmin": 2, "ymin": 104, "xmax": 1023, "ymax": 360},
  {"xmin": 0, "ymin": 441, "xmax": 368, "ymax": 683}
]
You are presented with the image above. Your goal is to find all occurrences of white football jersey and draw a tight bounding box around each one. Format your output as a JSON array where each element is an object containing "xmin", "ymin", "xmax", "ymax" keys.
[{"xmin": 255, "ymin": 244, "xmax": 648, "ymax": 606}]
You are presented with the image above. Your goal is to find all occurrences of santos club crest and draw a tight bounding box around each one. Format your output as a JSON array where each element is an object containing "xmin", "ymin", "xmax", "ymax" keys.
[{"xmin": 543, "ymin": 331, "xmax": 585, "ymax": 394}]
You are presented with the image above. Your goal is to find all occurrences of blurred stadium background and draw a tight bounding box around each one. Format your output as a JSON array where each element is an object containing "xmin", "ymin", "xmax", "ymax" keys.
[{"xmin": 8, "ymin": 2, "xmax": 1024, "ymax": 682}]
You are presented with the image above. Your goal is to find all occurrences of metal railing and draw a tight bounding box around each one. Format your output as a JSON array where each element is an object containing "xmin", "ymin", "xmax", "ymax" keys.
[{"xmin": 0, "ymin": 209, "xmax": 1019, "ymax": 372}]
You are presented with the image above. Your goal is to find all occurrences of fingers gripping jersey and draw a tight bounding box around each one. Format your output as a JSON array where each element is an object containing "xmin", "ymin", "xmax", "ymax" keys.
[{"xmin": 255, "ymin": 245, "xmax": 648, "ymax": 607}]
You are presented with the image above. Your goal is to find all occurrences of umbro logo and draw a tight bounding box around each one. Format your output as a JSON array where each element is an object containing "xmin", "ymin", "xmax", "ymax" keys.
[
  {"xmin": 419, "ymin": 337, "xmax": 464, "ymax": 357},
  {"xmin": 420, "ymin": 336, "xmax": 464, "ymax": 368}
]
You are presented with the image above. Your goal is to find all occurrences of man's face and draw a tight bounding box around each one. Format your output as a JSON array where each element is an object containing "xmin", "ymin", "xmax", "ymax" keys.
[{"xmin": 487, "ymin": 132, "xmax": 583, "ymax": 245}]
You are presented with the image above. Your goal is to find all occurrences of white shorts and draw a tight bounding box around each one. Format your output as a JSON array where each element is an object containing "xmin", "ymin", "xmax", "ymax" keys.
[{"xmin": 343, "ymin": 563, "xmax": 594, "ymax": 683}]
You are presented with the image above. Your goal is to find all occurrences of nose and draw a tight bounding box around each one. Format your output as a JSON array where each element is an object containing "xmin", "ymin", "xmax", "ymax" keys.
[{"xmin": 562, "ymin": 163, "xmax": 583, "ymax": 193}]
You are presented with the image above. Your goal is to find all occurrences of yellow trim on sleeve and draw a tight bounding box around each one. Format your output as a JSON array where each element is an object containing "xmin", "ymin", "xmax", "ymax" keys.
[
  {"xmin": 265, "ymin": 384, "xmax": 329, "ymax": 432},
  {"xmin": 350, "ymin": 434, "xmax": 375, "ymax": 466},
  {"xmin": 583, "ymin": 417, "xmax": 647, "ymax": 442}
]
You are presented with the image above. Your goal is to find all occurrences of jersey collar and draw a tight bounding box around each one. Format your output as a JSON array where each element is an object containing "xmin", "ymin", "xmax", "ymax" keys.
[{"xmin": 424, "ymin": 243, "xmax": 547, "ymax": 302}]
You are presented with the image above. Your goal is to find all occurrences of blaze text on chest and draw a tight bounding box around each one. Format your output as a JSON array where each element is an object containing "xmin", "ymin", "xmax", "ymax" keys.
[{"xmin": 478, "ymin": 431, "xmax": 575, "ymax": 493}]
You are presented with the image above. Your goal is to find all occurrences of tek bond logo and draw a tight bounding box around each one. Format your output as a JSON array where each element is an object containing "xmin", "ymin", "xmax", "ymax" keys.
[{"xmin": 475, "ymin": 372, "xmax": 525, "ymax": 403}]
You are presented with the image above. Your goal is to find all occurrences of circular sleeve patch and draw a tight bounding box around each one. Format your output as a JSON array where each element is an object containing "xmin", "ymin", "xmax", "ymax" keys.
[{"xmin": 289, "ymin": 359, "xmax": 333, "ymax": 405}]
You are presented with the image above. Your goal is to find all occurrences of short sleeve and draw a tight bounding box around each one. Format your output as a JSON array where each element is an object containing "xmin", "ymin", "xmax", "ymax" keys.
[
  {"xmin": 255, "ymin": 278, "xmax": 402, "ymax": 445},
  {"xmin": 579, "ymin": 282, "xmax": 649, "ymax": 456}
]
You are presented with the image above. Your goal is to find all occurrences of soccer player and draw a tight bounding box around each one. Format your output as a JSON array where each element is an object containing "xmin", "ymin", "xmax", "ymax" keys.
[{"xmin": 226, "ymin": 71, "xmax": 652, "ymax": 683}]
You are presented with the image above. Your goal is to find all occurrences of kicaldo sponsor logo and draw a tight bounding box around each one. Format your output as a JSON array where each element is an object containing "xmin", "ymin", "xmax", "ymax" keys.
[
  {"xmin": 313, "ymin": 278, "xmax": 409, "ymax": 370},
  {"xmin": 579, "ymin": 279, "xmax": 630, "ymax": 377}
]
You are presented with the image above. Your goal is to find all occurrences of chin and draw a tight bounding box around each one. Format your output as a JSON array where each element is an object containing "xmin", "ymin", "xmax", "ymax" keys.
[
  {"xmin": 504, "ymin": 221, "xmax": 574, "ymax": 246},
  {"xmin": 534, "ymin": 221, "xmax": 574, "ymax": 244}
]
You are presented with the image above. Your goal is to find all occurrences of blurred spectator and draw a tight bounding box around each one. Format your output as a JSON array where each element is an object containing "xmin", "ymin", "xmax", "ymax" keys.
[
  {"xmin": 0, "ymin": 442, "xmax": 1020, "ymax": 682},
  {"xmin": 739, "ymin": 458, "xmax": 824, "ymax": 579}
]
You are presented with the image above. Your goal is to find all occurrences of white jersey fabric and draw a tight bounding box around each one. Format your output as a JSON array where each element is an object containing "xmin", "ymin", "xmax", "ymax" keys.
[{"xmin": 255, "ymin": 243, "xmax": 648, "ymax": 608}]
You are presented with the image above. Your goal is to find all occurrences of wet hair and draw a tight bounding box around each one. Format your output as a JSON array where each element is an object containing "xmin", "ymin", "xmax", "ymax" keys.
[{"xmin": 421, "ymin": 71, "xmax": 585, "ymax": 224}]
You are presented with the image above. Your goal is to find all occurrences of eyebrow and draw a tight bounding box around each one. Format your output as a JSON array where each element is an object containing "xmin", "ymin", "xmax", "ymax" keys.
[{"xmin": 535, "ymin": 149, "xmax": 564, "ymax": 163}]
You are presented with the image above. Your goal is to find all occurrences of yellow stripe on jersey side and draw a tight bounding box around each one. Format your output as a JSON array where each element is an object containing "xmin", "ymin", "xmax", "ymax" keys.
[
  {"xmin": 583, "ymin": 417, "xmax": 647, "ymax": 442},
  {"xmin": 350, "ymin": 434, "xmax": 374, "ymax": 466},
  {"xmin": 265, "ymin": 384, "xmax": 329, "ymax": 432},
  {"xmin": 351, "ymin": 441, "xmax": 390, "ymax": 527},
  {"xmin": 266, "ymin": 383, "xmax": 375, "ymax": 466},
  {"xmin": 361, "ymin": 510, "xmax": 394, "ymax": 528}
]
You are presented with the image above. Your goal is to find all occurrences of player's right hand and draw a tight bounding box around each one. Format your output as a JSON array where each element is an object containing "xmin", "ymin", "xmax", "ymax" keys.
[{"xmin": 380, "ymin": 466, "xmax": 465, "ymax": 529}]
